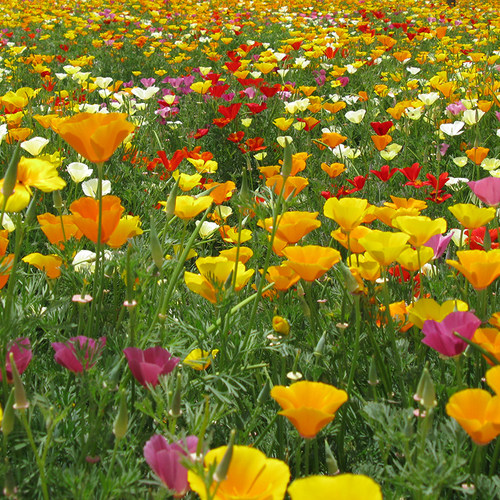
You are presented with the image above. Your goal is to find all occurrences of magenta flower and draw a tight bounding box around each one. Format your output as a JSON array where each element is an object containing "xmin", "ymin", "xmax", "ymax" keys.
[
  {"xmin": 123, "ymin": 346, "xmax": 179, "ymax": 387},
  {"xmin": 422, "ymin": 311, "xmax": 481, "ymax": 357},
  {"xmin": 52, "ymin": 336, "xmax": 106, "ymax": 373},
  {"xmin": 0, "ymin": 338, "xmax": 32, "ymax": 383},
  {"xmin": 144, "ymin": 434, "xmax": 198, "ymax": 497},
  {"xmin": 468, "ymin": 177, "xmax": 500, "ymax": 207},
  {"xmin": 424, "ymin": 232, "xmax": 453, "ymax": 259}
]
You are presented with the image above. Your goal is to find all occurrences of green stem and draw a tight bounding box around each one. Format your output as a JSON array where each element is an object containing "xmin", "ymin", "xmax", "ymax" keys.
[
  {"xmin": 453, "ymin": 332, "xmax": 499, "ymax": 366},
  {"xmin": 489, "ymin": 437, "xmax": 500, "ymax": 476},
  {"xmin": 20, "ymin": 410, "xmax": 49, "ymax": 500}
]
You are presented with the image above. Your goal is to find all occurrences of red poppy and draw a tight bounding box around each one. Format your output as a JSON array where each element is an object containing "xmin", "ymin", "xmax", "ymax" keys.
[
  {"xmin": 399, "ymin": 163, "xmax": 428, "ymax": 188},
  {"xmin": 466, "ymin": 227, "xmax": 499, "ymax": 250},
  {"xmin": 370, "ymin": 164, "xmax": 398, "ymax": 182},
  {"xmin": 218, "ymin": 103, "xmax": 241, "ymax": 120},
  {"xmin": 157, "ymin": 150, "xmax": 184, "ymax": 172},
  {"xmin": 346, "ymin": 175, "xmax": 368, "ymax": 193},
  {"xmin": 370, "ymin": 121, "xmax": 393, "ymax": 135},
  {"xmin": 208, "ymin": 84, "xmax": 230, "ymax": 98},
  {"xmin": 260, "ymin": 84, "xmax": 281, "ymax": 97},
  {"xmin": 245, "ymin": 102, "xmax": 267, "ymax": 114},
  {"xmin": 227, "ymin": 131, "xmax": 245, "ymax": 143}
]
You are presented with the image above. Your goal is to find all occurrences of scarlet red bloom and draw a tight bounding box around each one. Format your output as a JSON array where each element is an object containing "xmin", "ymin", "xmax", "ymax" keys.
[
  {"xmin": 370, "ymin": 165, "xmax": 398, "ymax": 182},
  {"xmin": 467, "ymin": 227, "xmax": 499, "ymax": 250},
  {"xmin": 193, "ymin": 128, "xmax": 209, "ymax": 140},
  {"xmin": 0, "ymin": 338, "xmax": 32, "ymax": 383},
  {"xmin": 245, "ymin": 102, "xmax": 267, "ymax": 114},
  {"xmin": 260, "ymin": 84, "xmax": 281, "ymax": 97},
  {"xmin": 399, "ymin": 163, "xmax": 428, "ymax": 188},
  {"xmin": 227, "ymin": 131, "xmax": 245, "ymax": 143},
  {"xmin": 346, "ymin": 175, "xmax": 368, "ymax": 193},
  {"xmin": 217, "ymin": 103, "xmax": 241, "ymax": 120},
  {"xmin": 370, "ymin": 121, "xmax": 393, "ymax": 135},
  {"xmin": 157, "ymin": 150, "xmax": 184, "ymax": 172}
]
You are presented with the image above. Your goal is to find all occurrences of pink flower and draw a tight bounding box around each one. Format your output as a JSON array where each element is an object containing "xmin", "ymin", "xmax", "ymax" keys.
[
  {"xmin": 52, "ymin": 336, "xmax": 106, "ymax": 373},
  {"xmin": 424, "ymin": 232, "xmax": 453, "ymax": 259},
  {"xmin": 422, "ymin": 311, "xmax": 481, "ymax": 357},
  {"xmin": 123, "ymin": 346, "xmax": 179, "ymax": 387},
  {"xmin": 0, "ymin": 338, "xmax": 32, "ymax": 383},
  {"xmin": 468, "ymin": 177, "xmax": 500, "ymax": 207},
  {"xmin": 144, "ymin": 434, "xmax": 198, "ymax": 497}
]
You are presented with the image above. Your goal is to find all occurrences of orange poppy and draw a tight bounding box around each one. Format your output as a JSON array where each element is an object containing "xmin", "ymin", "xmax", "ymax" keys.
[
  {"xmin": 271, "ymin": 381, "xmax": 348, "ymax": 438},
  {"xmin": 37, "ymin": 213, "xmax": 83, "ymax": 248},
  {"xmin": 282, "ymin": 245, "xmax": 341, "ymax": 281},
  {"xmin": 53, "ymin": 112, "xmax": 135, "ymax": 164},
  {"xmin": 446, "ymin": 249, "xmax": 500, "ymax": 290},
  {"xmin": 69, "ymin": 195, "xmax": 124, "ymax": 244}
]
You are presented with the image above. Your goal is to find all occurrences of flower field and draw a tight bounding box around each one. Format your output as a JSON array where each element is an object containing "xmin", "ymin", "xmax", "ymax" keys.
[{"xmin": 0, "ymin": 0, "xmax": 499, "ymax": 497}]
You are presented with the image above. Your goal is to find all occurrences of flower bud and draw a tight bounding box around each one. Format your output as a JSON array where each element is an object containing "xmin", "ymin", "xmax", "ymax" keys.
[
  {"xmin": 368, "ymin": 356, "xmax": 379, "ymax": 386},
  {"xmin": 272, "ymin": 316, "xmax": 290, "ymax": 336},
  {"xmin": 414, "ymin": 366, "xmax": 437, "ymax": 410},
  {"xmin": 281, "ymin": 137, "xmax": 293, "ymax": 180},
  {"xmin": 313, "ymin": 332, "xmax": 326, "ymax": 357},
  {"xmin": 165, "ymin": 176, "xmax": 180, "ymax": 220},
  {"xmin": 53, "ymin": 190, "xmax": 63, "ymax": 211},
  {"xmin": 2, "ymin": 390, "xmax": 15, "ymax": 436},
  {"xmin": 214, "ymin": 429, "xmax": 235, "ymax": 482},
  {"xmin": 2, "ymin": 146, "xmax": 20, "ymax": 201},
  {"xmin": 325, "ymin": 440, "xmax": 339, "ymax": 475},
  {"xmin": 113, "ymin": 391, "xmax": 128, "ymax": 440},
  {"xmin": 10, "ymin": 353, "xmax": 29, "ymax": 410},
  {"xmin": 150, "ymin": 216, "xmax": 164, "ymax": 270},
  {"xmin": 170, "ymin": 372, "xmax": 182, "ymax": 418}
]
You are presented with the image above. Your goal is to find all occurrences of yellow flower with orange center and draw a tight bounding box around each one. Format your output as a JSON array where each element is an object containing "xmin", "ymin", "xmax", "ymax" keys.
[
  {"xmin": 22, "ymin": 253, "xmax": 63, "ymax": 279},
  {"xmin": 446, "ymin": 249, "xmax": 500, "ymax": 290},
  {"xmin": 259, "ymin": 211, "xmax": 321, "ymax": 245},
  {"xmin": 271, "ymin": 381, "xmax": 348, "ymax": 438},
  {"xmin": 0, "ymin": 157, "xmax": 66, "ymax": 212},
  {"xmin": 53, "ymin": 112, "xmax": 135, "ymax": 164},
  {"xmin": 188, "ymin": 445, "xmax": 290, "ymax": 500},
  {"xmin": 448, "ymin": 203, "xmax": 496, "ymax": 230},
  {"xmin": 282, "ymin": 245, "xmax": 341, "ymax": 282},
  {"xmin": 392, "ymin": 215, "xmax": 447, "ymax": 247},
  {"xmin": 358, "ymin": 230, "xmax": 410, "ymax": 267},
  {"xmin": 323, "ymin": 197, "xmax": 372, "ymax": 233}
]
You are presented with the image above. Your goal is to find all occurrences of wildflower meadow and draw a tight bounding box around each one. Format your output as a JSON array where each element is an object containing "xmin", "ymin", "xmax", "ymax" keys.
[{"xmin": 0, "ymin": 0, "xmax": 500, "ymax": 497}]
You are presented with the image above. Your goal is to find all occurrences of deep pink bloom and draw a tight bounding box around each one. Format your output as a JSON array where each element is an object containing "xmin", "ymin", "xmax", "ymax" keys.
[
  {"xmin": 52, "ymin": 336, "xmax": 106, "ymax": 373},
  {"xmin": 422, "ymin": 311, "xmax": 481, "ymax": 357},
  {"xmin": 0, "ymin": 338, "xmax": 32, "ymax": 383},
  {"xmin": 468, "ymin": 177, "xmax": 500, "ymax": 207},
  {"xmin": 123, "ymin": 347, "xmax": 180, "ymax": 387},
  {"xmin": 144, "ymin": 435, "xmax": 198, "ymax": 497},
  {"xmin": 424, "ymin": 232, "xmax": 453, "ymax": 259}
]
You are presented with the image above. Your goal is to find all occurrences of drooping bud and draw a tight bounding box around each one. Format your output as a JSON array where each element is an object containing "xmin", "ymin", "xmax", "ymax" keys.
[
  {"xmin": 113, "ymin": 391, "xmax": 128, "ymax": 440},
  {"xmin": 213, "ymin": 429, "xmax": 235, "ymax": 482},
  {"xmin": 10, "ymin": 353, "xmax": 29, "ymax": 410}
]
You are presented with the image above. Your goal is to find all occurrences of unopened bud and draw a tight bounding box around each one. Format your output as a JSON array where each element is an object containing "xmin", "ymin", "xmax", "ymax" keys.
[
  {"xmin": 2, "ymin": 146, "xmax": 20, "ymax": 201},
  {"xmin": 257, "ymin": 381, "xmax": 270, "ymax": 405},
  {"xmin": 415, "ymin": 366, "xmax": 437, "ymax": 410},
  {"xmin": 170, "ymin": 373, "xmax": 182, "ymax": 418},
  {"xmin": 150, "ymin": 216, "xmax": 164, "ymax": 270},
  {"xmin": 24, "ymin": 196, "xmax": 37, "ymax": 226},
  {"xmin": 165, "ymin": 176, "xmax": 180, "ymax": 220},
  {"xmin": 272, "ymin": 316, "xmax": 290, "ymax": 336},
  {"xmin": 2, "ymin": 390, "xmax": 15, "ymax": 436},
  {"xmin": 10, "ymin": 353, "xmax": 29, "ymax": 410},
  {"xmin": 53, "ymin": 190, "xmax": 63, "ymax": 210},
  {"xmin": 281, "ymin": 137, "xmax": 293, "ymax": 179},
  {"xmin": 113, "ymin": 391, "xmax": 128, "ymax": 440},
  {"xmin": 368, "ymin": 356, "xmax": 379, "ymax": 386},
  {"xmin": 325, "ymin": 440, "xmax": 339, "ymax": 475},
  {"xmin": 313, "ymin": 332, "xmax": 326, "ymax": 357},
  {"xmin": 214, "ymin": 429, "xmax": 235, "ymax": 482}
]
